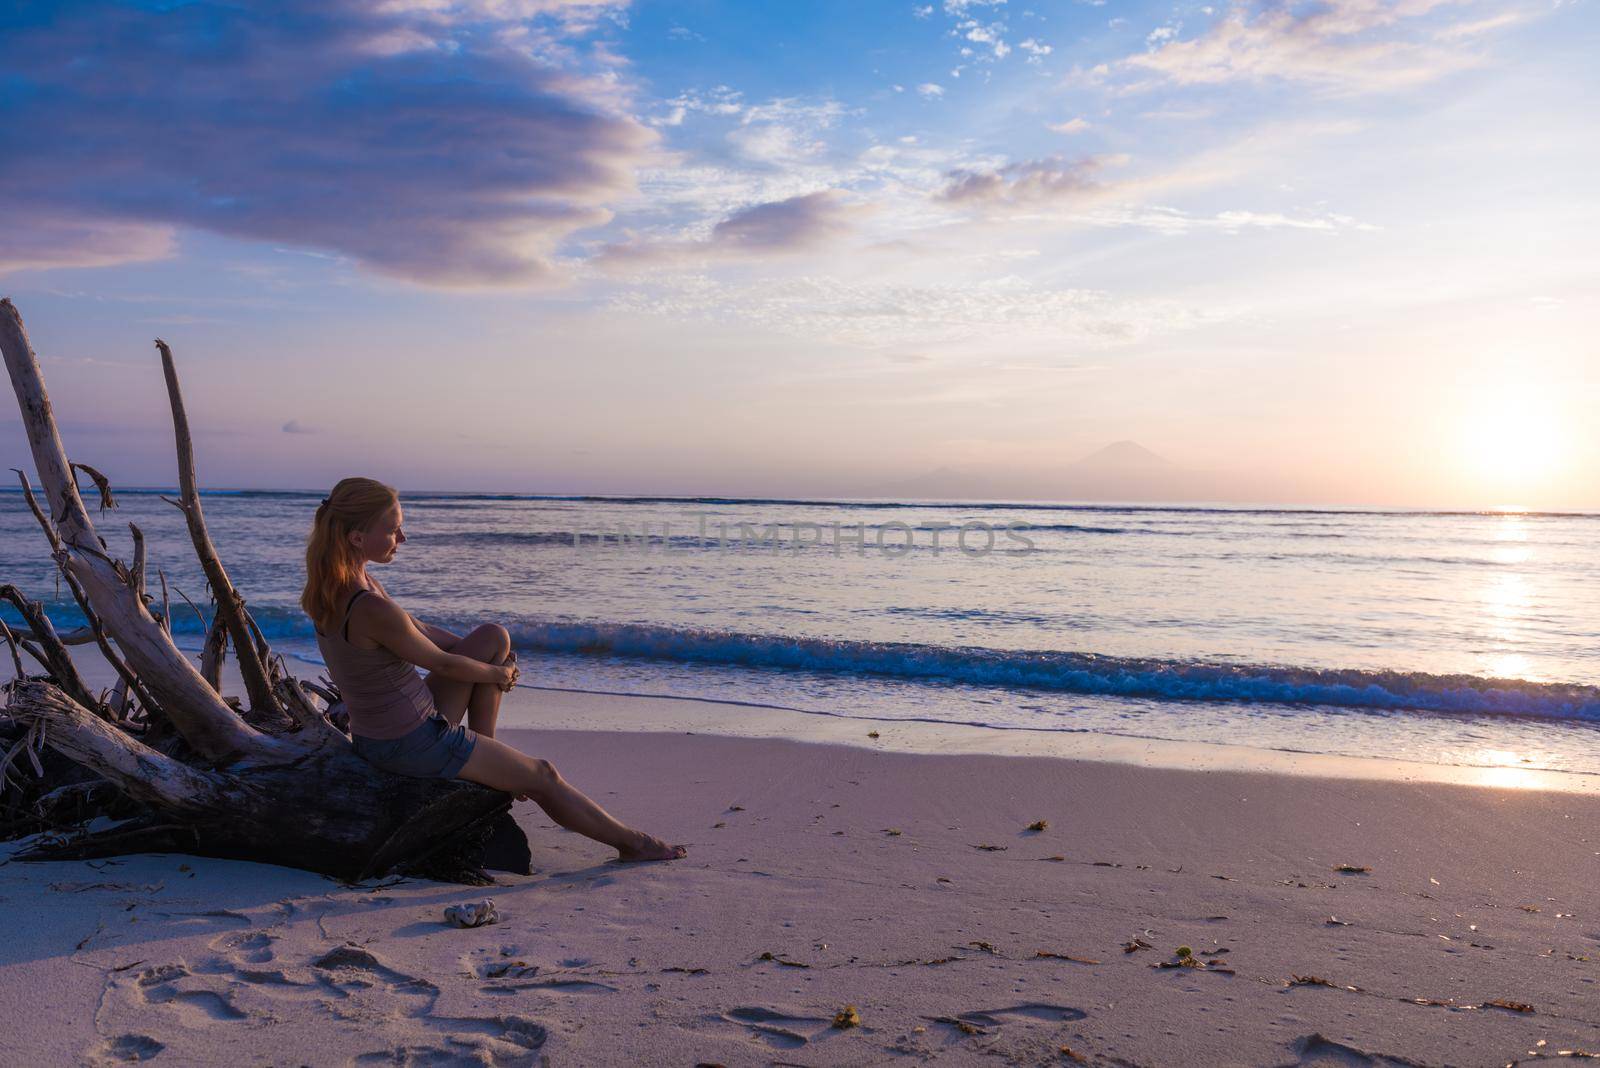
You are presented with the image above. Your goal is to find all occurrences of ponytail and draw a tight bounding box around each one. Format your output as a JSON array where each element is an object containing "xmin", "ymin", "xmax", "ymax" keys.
[{"xmin": 301, "ymin": 477, "xmax": 398, "ymax": 632}]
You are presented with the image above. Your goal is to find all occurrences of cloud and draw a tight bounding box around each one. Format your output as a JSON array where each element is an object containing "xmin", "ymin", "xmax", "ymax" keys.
[
  {"xmin": 937, "ymin": 155, "xmax": 1130, "ymax": 209},
  {"xmin": 1434, "ymin": 11, "xmax": 1527, "ymax": 39},
  {"xmin": 1080, "ymin": 205, "xmax": 1377, "ymax": 235},
  {"xmin": 597, "ymin": 191, "xmax": 860, "ymax": 267},
  {"xmin": 649, "ymin": 90, "xmax": 847, "ymax": 167},
  {"xmin": 0, "ymin": 0, "xmax": 656, "ymax": 286},
  {"xmin": 930, "ymin": 0, "xmax": 1022, "ymax": 66},
  {"xmin": 1019, "ymin": 38, "xmax": 1053, "ymax": 61},
  {"xmin": 917, "ymin": 83, "xmax": 947, "ymax": 99},
  {"xmin": 727, "ymin": 123, "xmax": 819, "ymax": 164},
  {"xmin": 281, "ymin": 420, "xmax": 318, "ymax": 435},
  {"xmin": 711, "ymin": 192, "xmax": 857, "ymax": 250},
  {"xmin": 1139, "ymin": 104, "xmax": 1217, "ymax": 120},
  {"xmin": 1048, "ymin": 117, "xmax": 1091, "ymax": 134},
  {"xmin": 930, "ymin": 120, "xmax": 1383, "ymax": 230},
  {"xmin": 1117, "ymin": 0, "xmax": 1489, "ymax": 93},
  {"xmin": 1212, "ymin": 209, "xmax": 1344, "ymax": 231},
  {"xmin": 381, "ymin": 0, "xmax": 628, "ymax": 35},
  {"xmin": 0, "ymin": 213, "xmax": 176, "ymax": 274},
  {"xmin": 960, "ymin": 19, "xmax": 1011, "ymax": 58}
]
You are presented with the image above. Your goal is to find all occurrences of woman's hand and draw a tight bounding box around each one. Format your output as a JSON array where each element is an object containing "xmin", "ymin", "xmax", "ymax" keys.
[{"xmin": 496, "ymin": 652, "xmax": 520, "ymax": 693}]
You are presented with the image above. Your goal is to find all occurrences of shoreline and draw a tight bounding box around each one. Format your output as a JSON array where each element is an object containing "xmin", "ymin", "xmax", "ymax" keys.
[{"xmin": 506, "ymin": 681, "xmax": 1600, "ymax": 794}]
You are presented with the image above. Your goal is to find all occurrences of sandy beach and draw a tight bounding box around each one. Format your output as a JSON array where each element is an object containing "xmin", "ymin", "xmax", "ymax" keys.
[{"xmin": 5, "ymin": 666, "xmax": 1599, "ymax": 1066}]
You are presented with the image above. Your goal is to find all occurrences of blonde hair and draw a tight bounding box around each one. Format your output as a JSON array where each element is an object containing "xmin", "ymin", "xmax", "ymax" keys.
[{"xmin": 301, "ymin": 477, "xmax": 399, "ymax": 632}]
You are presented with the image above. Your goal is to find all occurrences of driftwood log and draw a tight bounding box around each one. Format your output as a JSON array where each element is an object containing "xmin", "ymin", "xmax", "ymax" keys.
[{"xmin": 0, "ymin": 299, "xmax": 528, "ymax": 883}]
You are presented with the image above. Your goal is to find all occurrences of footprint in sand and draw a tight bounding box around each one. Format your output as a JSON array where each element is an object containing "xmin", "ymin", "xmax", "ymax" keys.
[
  {"xmin": 136, "ymin": 963, "xmax": 190, "ymax": 987},
  {"xmin": 313, "ymin": 944, "xmax": 440, "ymax": 1017},
  {"xmin": 350, "ymin": 1046, "xmax": 468, "ymax": 1067},
  {"xmin": 468, "ymin": 952, "xmax": 541, "ymax": 981},
  {"xmin": 718, "ymin": 1005, "xmax": 837, "ymax": 1050},
  {"xmin": 200, "ymin": 928, "xmax": 308, "ymax": 988},
  {"xmin": 86, "ymin": 1033, "xmax": 164, "ymax": 1066},
  {"xmin": 951, "ymin": 1003, "xmax": 1089, "ymax": 1028},
  {"xmin": 211, "ymin": 929, "xmax": 277, "ymax": 966},
  {"xmin": 462, "ymin": 949, "xmax": 616, "ymax": 995},
  {"xmin": 480, "ymin": 976, "xmax": 617, "ymax": 996},
  {"xmin": 160, "ymin": 908, "xmax": 252, "ymax": 928},
  {"xmin": 351, "ymin": 1015, "xmax": 547, "ymax": 1067},
  {"xmin": 927, "ymin": 1002, "xmax": 1090, "ymax": 1040},
  {"xmin": 128, "ymin": 963, "xmax": 250, "ymax": 1025},
  {"xmin": 1287, "ymin": 1033, "xmax": 1423, "ymax": 1067}
]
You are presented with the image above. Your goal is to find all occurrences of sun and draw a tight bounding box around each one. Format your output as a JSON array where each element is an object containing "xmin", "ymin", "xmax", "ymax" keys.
[{"xmin": 1458, "ymin": 384, "xmax": 1565, "ymax": 496}]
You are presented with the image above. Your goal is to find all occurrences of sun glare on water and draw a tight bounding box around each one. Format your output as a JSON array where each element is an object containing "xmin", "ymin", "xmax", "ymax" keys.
[{"xmin": 1469, "ymin": 748, "xmax": 1545, "ymax": 790}]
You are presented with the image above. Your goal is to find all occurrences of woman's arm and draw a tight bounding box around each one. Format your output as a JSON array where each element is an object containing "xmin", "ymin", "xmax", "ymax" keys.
[
  {"xmin": 362, "ymin": 598, "xmax": 511, "ymax": 688},
  {"xmin": 414, "ymin": 620, "xmax": 461, "ymax": 650},
  {"xmin": 366, "ymin": 575, "xmax": 461, "ymax": 650}
]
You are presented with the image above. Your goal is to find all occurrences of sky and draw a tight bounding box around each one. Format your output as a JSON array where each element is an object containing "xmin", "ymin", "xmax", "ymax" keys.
[{"xmin": 0, "ymin": 0, "xmax": 1596, "ymax": 507}]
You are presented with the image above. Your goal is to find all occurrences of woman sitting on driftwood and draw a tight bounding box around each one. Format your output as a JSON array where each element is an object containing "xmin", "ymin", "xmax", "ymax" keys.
[{"xmin": 303, "ymin": 477, "xmax": 685, "ymax": 863}]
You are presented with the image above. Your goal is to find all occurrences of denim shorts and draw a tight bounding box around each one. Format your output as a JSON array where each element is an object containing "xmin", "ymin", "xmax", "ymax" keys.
[{"xmin": 352, "ymin": 713, "xmax": 478, "ymax": 779}]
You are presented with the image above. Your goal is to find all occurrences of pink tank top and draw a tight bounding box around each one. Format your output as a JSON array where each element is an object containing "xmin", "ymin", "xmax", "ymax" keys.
[{"xmin": 314, "ymin": 589, "xmax": 436, "ymax": 739}]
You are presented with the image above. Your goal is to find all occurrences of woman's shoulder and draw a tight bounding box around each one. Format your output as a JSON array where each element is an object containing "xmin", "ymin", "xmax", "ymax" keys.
[
  {"xmin": 332, "ymin": 586, "xmax": 377, "ymax": 645},
  {"xmin": 346, "ymin": 585, "xmax": 406, "ymax": 632},
  {"xmin": 332, "ymin": 584, "xmax": 371, "ymax": 612}
]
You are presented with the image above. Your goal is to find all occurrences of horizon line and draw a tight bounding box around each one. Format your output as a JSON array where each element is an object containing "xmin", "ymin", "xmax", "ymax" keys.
[{"xmin": 1, "ymin": 485, "xmax": 1594, "ymax": 518}]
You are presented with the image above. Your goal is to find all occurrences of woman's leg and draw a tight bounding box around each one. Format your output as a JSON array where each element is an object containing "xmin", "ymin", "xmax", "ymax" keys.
[
  {"xmin": 425, "ymin": 624, "xmax": 511, "ymax": 736},
  {"xmin": 458, "ymin": 736, "xmax": 685, "ymax": 862},
  {"xmin": 465, "ymin": 649, "xmax": 514, "ymax": 738}
]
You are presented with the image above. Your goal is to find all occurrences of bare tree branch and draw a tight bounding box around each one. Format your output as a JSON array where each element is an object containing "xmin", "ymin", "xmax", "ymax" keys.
[
  {"xmin": 274, "ymin": 670, "xmax": 341, "ymax": 737},
  {"xmin": 70, "ymin": 462, "xmax": 117, "ymax": 512},
  {"xmin": 157, "ymin": 568, "xmax": 171, "ymax": 636},
  {"xmin": 200, "ymin": 609, "xmax": 228, "ymax": 694},
  {"xmin": 107, "ymin": 673, "xmax": 131, "ymax": 722},
  {"xmin": 302, "ymin": 678, "xmax": 340, "ymax": 705},
  {"xmin": 243, "ymin": 610, "xmax": 281, "ymax": 686},
  {"xmin": 5, "ymin": 625, "xmax": 102, "ymax": 648},
  {"xmin": 128, "ymin": 522, "xmax": 147, "ymax": 603},
  {"xmin": 0, "ymin": 613, "xmax": 54, "ymax": 673},
  {"xmin": 171, "ymin": 585, "xmax": 208, "ymax": 635},
  {"xmin": 0, "ymin": 720, "xmax": 47, "ymax": 798},
  {"xmin": 155, "ymin": 339, "xmax": 282, "ymax": 723},
  {"xmin": 0, "ymin": 586, "xmax": 100, "ymax": 713},
  {"xmin": 11, "ymin": 468, "xmax": 60, "ymax": 552},
  {"xmin": 11, "ymin": 470, "xmax": 144, "ymax": 687},
  {"xmin": 0, "ymin": 619, "xmax": 27, "ymax": 679}
]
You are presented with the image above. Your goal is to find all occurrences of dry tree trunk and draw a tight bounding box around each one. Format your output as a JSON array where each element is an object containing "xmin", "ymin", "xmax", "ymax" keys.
[{"xmin": 0, "ymin": 299, "xmax": 528, "ymax": 883}]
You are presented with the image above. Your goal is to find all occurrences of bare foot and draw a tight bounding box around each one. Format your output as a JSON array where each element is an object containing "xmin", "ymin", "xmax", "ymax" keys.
[{"xmin": 617, "ymin": 832, "xmax": 687, "ymax": 863}]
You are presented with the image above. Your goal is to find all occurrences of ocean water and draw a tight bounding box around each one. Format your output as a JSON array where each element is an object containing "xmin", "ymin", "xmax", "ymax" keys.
[{"xmin": 4, "ymin": 489, "xmax": 1599, "ymax": 776}]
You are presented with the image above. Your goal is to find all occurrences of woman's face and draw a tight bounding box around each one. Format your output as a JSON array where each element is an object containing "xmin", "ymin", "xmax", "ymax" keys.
[{"xmin": 352, "ymin": 501, "xmax": 406, "ymax": 564}]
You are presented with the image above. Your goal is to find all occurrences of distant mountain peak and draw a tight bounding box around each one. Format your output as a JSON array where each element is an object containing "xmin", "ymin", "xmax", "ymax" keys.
[{"xmin": 1074, "ymin": 440, "xmax": 1171, "ymax": 469}]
